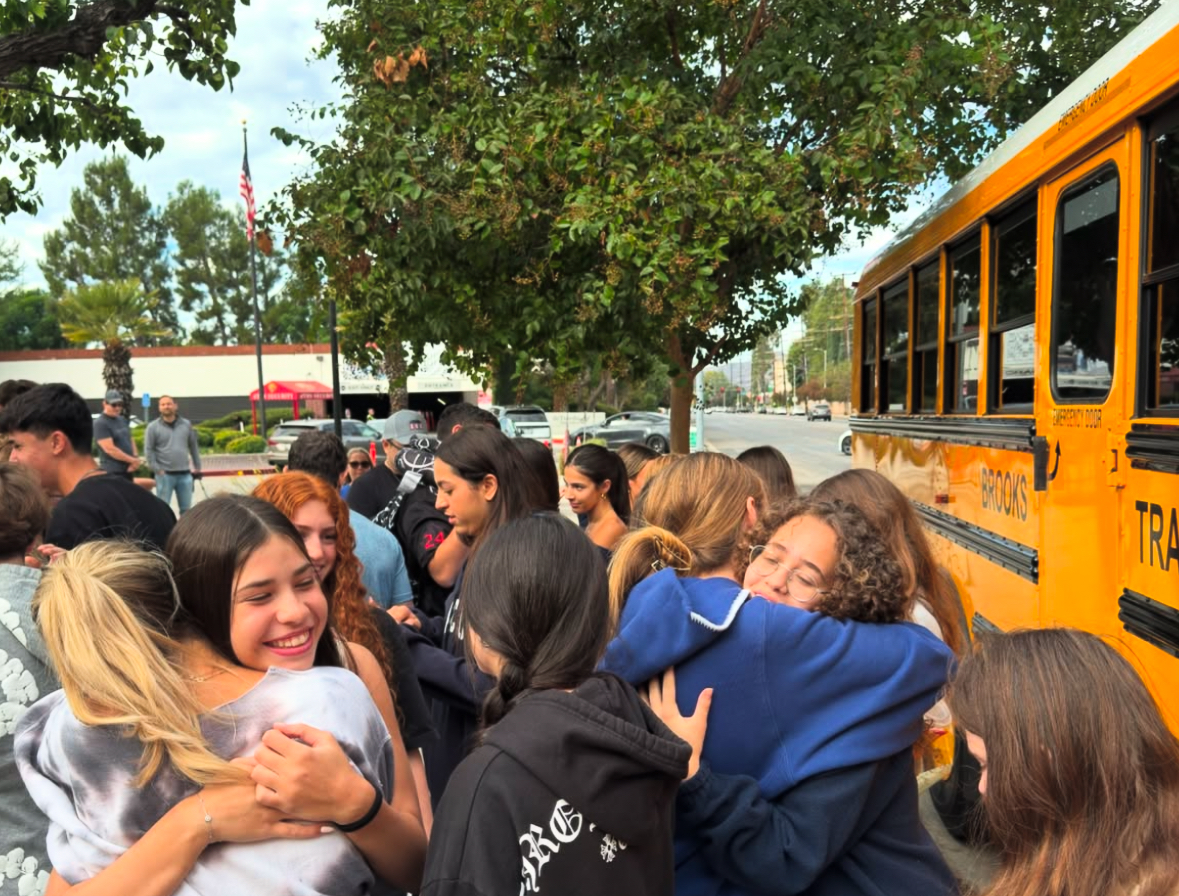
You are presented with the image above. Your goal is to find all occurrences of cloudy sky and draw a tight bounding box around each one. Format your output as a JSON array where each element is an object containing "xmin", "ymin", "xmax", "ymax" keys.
[{"xmin": 2, "ymin": 2, "xmax": 938, "ymax": 357}]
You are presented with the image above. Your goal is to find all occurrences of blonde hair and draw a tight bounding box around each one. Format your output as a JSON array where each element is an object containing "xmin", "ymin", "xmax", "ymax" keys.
[
  {"xmin": 34, "ymin": 541, "xmax": 243, "ymax": 787},
  {"xmin": 609, "ymin": 452, "xmax": 764, "ymax": 625}
]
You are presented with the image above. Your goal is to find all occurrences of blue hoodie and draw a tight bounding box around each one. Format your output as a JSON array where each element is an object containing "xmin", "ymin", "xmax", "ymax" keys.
[{"xmin": 600, "ymin": 571, "xmax": 957, "ymax": 896}]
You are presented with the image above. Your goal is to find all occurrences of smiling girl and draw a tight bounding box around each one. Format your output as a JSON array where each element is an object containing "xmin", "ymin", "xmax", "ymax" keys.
[{"xmin": 15, "ymin": 496, "xmax": 426, "ymax": 896}]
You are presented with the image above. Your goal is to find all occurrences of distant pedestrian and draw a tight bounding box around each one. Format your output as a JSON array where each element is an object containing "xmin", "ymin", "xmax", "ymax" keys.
[
  {"xmin": 92, "ymin": 389, "xmax": 139, "ymax": 479},
  {"xmin": 343, "ymin": 447, "xmax": 372, "ymax": 499},
  {"xmin": 144, "ymin": 395, "xmax": 202, "ymax": 515},
  {"xmin": 0, "ymin": 384, "xmax": 175, "ymax": 551},
  {"xmin": 367, "ymin": 407, "xmax": 376, "ymax": 422},
  {"xmin": 345, "ymin": 408, "xmax": 353, "ymax": 419}
]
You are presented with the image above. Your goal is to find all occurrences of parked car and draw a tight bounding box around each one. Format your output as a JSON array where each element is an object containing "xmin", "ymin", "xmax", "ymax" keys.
[
  {"xmin": 807, "ymin": 401, "xmax": 832, "ymax": 421},
  {"xmin": 789, "ymin": 404, "xmax": 807, "ymax": 416},
  {"xmin": 839, "ymin": 429, "xmax": 852, "ymax": 455},
  {"xmin": 490, "ymin": 405, "xmax": 552, "ymax": 444},
  {"xmin": 266, "ymin": 418, "xmax": 386, "ymax": 470},
  {"xmin": 570, "ymin": 411, "xmax": 671, "ymax": 454}
]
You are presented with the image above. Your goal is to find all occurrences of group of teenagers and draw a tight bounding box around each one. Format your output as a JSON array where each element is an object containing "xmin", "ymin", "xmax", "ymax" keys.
[{"xmin": 1, "ymin": 384, "xmax": 1178, "ymax": 896}]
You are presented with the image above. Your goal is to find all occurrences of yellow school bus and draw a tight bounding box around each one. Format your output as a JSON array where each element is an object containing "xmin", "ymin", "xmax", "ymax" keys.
[{"xmin": 852, "ymin": 1, "xmax": 1179, "ymax": 727}]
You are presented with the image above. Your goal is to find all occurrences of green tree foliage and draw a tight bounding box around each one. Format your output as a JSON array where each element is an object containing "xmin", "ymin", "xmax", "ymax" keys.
[
  {"xmin": 164, "ymin": 181, "xmax": 250, "ymax": 345},
  {"xmin": 57, "ymin": 277, "xmax": 170, "ymax": 408},
  {"xmin": 164, "ymin": 181, "xmax": 320, "ymax": 346},
  {"xmin": 750, "ymin": 337, "xmax": 777, "ymax": 398},
  {"xmin": 40, "ymin": 156, "xmax": 176, "ymax": 335},
  {"xmin": 787, "ymin": 277, "xmax": 854, "ymax": 403},
  {"xmin": 277, "ymin": 0, "xmax": 1160, "ymax": 451},
  {"xmin": 0, "ymin": 0, "xmax": 247, "ymax": 218},
  {"xmin": 0, "ymin": 239, "xmax": 66, "ymax": 350},
  {"xmin": 702, "ymin": 369, "xmax": 732, "ymax": 408}
]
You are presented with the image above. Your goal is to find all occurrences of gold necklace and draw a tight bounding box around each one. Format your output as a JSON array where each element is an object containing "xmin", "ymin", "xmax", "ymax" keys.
[{"xmin": 186, "ymin": 667, "xmax": 229, "ymax": 683}]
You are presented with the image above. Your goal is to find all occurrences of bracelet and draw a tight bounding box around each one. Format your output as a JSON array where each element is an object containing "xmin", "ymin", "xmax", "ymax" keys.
[
  {"xmin": 197, "ymin": 792, "xmax": 214, "ymax": 844},
  {"xmin": 333, "ymin": 783, "xmax": 383, "ymax": 833}
]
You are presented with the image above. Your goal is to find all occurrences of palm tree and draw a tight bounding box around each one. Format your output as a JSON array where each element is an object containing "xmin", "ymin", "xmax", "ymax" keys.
[{"xmin": 57, "ymin": 278, "xmax": 170, "ymax": 412}]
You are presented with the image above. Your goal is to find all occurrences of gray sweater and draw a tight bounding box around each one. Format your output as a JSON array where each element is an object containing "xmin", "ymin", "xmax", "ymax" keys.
[
  {"xmin": 0, "ymin": 563, "xmax": 57, "ymax": 896},
  {"xmin": 144, "ymin": 416, "xmax": 201, "ymax": 473}
]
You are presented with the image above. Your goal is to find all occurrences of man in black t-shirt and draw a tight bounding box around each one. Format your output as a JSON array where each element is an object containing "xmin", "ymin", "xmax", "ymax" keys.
[
  {"xmin": 0, "ymin": 384, "xmax": 175, "ymax": 552},
  {"xmin": 346, "ymin": 409, "xmax": 466, "ymax": 617}
]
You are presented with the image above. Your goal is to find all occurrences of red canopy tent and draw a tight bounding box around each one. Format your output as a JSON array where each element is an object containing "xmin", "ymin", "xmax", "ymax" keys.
[{"xmin": 249, "ymin": 380, "xmax": 334, "ymax": 434}]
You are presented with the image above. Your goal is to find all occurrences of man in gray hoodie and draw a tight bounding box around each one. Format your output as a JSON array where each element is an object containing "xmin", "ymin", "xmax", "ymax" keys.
[
  {"xmin": 0, "ymin": 464, "xmax": 57, "ymax": 896},
  {"xmin": 144, "ymin": 395, "xmax": 202, "ymax": 515}
]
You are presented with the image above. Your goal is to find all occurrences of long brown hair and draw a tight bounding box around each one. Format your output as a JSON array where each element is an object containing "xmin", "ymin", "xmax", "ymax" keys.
[
  {"xmin": 736, "ymin": 445, "xmax": 798, "ymax": 502},
  {"xmin": 812, "ymin": 469, "xmax": 966, "ymax": 655},
  {"xmin": 947, "ymin": 629, "xmax": 1179, "ymax": 896},
  {"xmin": 738, "ymin": 498, "xmax": 908, "ymax": 623},
  {"xmin": 609, "ymin": 452, "xmax": 764, "ymax": 626},
  {"xmin": 254, "ymin": 473, "xmax": 393, "ymax": 689}
]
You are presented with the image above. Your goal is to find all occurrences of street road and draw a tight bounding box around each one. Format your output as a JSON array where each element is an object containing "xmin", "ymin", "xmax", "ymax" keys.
[{"xmin": 700, "ymin": 411, "xmax": 851, "ymax": 493}]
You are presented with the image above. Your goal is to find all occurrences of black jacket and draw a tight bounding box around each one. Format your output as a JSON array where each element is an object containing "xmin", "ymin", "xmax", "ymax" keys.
[{"xmin": 421, "ymin": 673, "xmax": 690, "ymax": 896}]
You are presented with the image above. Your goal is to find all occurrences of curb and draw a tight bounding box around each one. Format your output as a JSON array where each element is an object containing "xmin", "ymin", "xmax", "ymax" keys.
[{"xmin": 201, "ymin": 467, "xmax": 276, "ymax": 478}]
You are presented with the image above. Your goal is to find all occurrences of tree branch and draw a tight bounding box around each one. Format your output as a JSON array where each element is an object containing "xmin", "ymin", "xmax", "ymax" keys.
[
  {"xmin": 0, "ymin": 79, "xmax": 101, "ymax": 111},
  {"xmin": 0, "ymin": 0, "xmax": 159, "ymax": 80},
  {"xmin": 711, "ymin": 0, "xmax": 771, "ymax": 117},
  {"xmin": 666, "ymin": 8, "xmax": 684, "ymax": 70}
]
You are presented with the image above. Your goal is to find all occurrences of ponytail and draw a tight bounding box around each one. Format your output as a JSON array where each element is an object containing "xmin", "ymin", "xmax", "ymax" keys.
[
  {"xmin": 34, "ymin": 541, "xmax": 243, "ymax": 787},
  {"xmin": 481, "ymin": 659, "xmax": 532, "ymax": 729},
  {"xmin": 607, "ymin": 525, "xmax": 694, "ymax": 626}
]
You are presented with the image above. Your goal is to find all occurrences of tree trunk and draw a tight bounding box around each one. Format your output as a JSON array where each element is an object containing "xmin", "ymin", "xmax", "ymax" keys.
[
  {"xmin": 383, "ymin": 339, "xmax": 408, "ymax": 411},
  {"xmin": 103, "ymin": 338, "xmax": 134, "ymax": 416},
  {"xmin": 668, "ymin": 373, "xmax": 695, "ymax": 454},
  {"xmin": 667, "ymin": 333, "xmax": 695, "ymax": 454}
]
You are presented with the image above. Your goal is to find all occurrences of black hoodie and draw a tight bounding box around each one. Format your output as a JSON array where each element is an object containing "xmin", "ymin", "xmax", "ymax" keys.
[{"xmin": 421, "ymin": 673, "xmax": 691, "ymax": 896}]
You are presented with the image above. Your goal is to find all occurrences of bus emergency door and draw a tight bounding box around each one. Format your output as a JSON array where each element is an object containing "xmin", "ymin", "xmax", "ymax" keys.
[{"xmin": 1037, "ymin": 139, "xmax": 1130, "ymax": 635}]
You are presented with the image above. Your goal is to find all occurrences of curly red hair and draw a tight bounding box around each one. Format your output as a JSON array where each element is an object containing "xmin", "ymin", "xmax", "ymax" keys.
[{"xmin": 253, "ymin": 472, "xmax": 393, "ymax": 689}]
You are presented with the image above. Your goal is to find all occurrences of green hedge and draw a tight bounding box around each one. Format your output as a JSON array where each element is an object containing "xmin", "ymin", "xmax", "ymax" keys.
[
  {"xmin": 198, "ymin": 407, "xmax": 309, "ymax": 430},
  {"xmin": 227, "ymin": 435, "xmax": 268, "ymax": 454},
  {"xmin": 194, "ymin": 428, "xmax": 215, "ymax": 448},
  {"xmin": 213, "ymin": 429, "xmax": 247, "ymax": 451}
]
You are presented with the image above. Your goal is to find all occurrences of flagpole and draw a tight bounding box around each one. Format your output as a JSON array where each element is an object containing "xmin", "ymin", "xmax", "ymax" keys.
[{"xmin": 243, "ymin": 120, "xmax": 268, "ymax": 438}]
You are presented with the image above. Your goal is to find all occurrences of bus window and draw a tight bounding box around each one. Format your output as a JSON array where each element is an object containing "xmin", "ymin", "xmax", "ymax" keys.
[
  {"xmin": 946, "ymin": 236, "xmax": 981, "ymax": 413},
  {"xmin": 1144, "ymin": 113, "xmax": 1179, "ymax": 412},
  {"xmin": 1052, "ymin": 167, "xmax": 1119, "ymax": 402},
  {"xmin": 989, "ymin": 203, "xmax": 1037, "ymax": 411},
  {"xmin": 913, "ymin": 261, "xmax": 939, "ymax": 413},
  {"xmin": 881, "ymin": 280, "xmax": 909, "ymax": 412},
  {"xmin": 860, "ymin": 299, "xmax": 878, "ymax": 412}
]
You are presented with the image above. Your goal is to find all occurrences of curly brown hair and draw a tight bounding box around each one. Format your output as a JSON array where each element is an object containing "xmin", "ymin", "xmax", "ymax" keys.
[
  {"xmin": 253, "ymin": 473, "xmax": 394, "ymax": 692},
  {"xmin": 739, "ymin": 497, "xmax": 911, "ymax": 623}
]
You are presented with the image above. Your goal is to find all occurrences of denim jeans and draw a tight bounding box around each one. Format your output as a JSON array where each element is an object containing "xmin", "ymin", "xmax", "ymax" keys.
[{"xmin": 156, "ymin": 471, "xmax": 194, "ymax": 515}]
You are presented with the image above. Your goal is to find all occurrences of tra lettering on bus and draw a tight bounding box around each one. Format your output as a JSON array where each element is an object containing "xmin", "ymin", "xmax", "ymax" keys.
[
  {"xmin": 981, "ymin": 467, "xmax": 1028, "ymax": 522},
  {"xmin": 1135, "ymin": 501, "xmax": 1179, "ymax": 572}
]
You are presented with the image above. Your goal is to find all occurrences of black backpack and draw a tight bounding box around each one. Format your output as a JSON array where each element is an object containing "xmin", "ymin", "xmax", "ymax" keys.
[{"xmin": 372, "ymin": 436, "xmax": 438, "ymax": 533}]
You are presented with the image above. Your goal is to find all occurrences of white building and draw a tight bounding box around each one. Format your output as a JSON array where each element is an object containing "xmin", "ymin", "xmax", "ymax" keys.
[{"xmin": 0, "ymin": 343, "xmax": 483, "ymax": 424}]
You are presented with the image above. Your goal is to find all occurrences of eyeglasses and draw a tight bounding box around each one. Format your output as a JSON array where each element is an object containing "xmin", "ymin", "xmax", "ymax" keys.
[
  {"xmin": 349, "ymin": 461, "xmax": 372, "ymax": 469},
  {"xmin": 747, "ymin": 545, "xmax": 828, "ymax": 604}
]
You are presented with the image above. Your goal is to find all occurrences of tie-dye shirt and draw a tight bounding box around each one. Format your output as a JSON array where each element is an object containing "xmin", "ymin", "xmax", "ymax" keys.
[{"xmin": 15, "ymin": 666, "xmax": 393, "ymax": 895}]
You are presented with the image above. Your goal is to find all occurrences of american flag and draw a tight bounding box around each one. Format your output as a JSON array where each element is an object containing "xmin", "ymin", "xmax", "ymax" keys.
[{"xmin": 239, "ymin": 149, "xmax": 256, "ymax": 242}]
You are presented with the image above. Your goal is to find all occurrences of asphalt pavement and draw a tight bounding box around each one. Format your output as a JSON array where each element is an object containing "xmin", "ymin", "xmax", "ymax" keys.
[{"xmin": 699, "ymin": 411, "xmax": 851, "ymax": 493}]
